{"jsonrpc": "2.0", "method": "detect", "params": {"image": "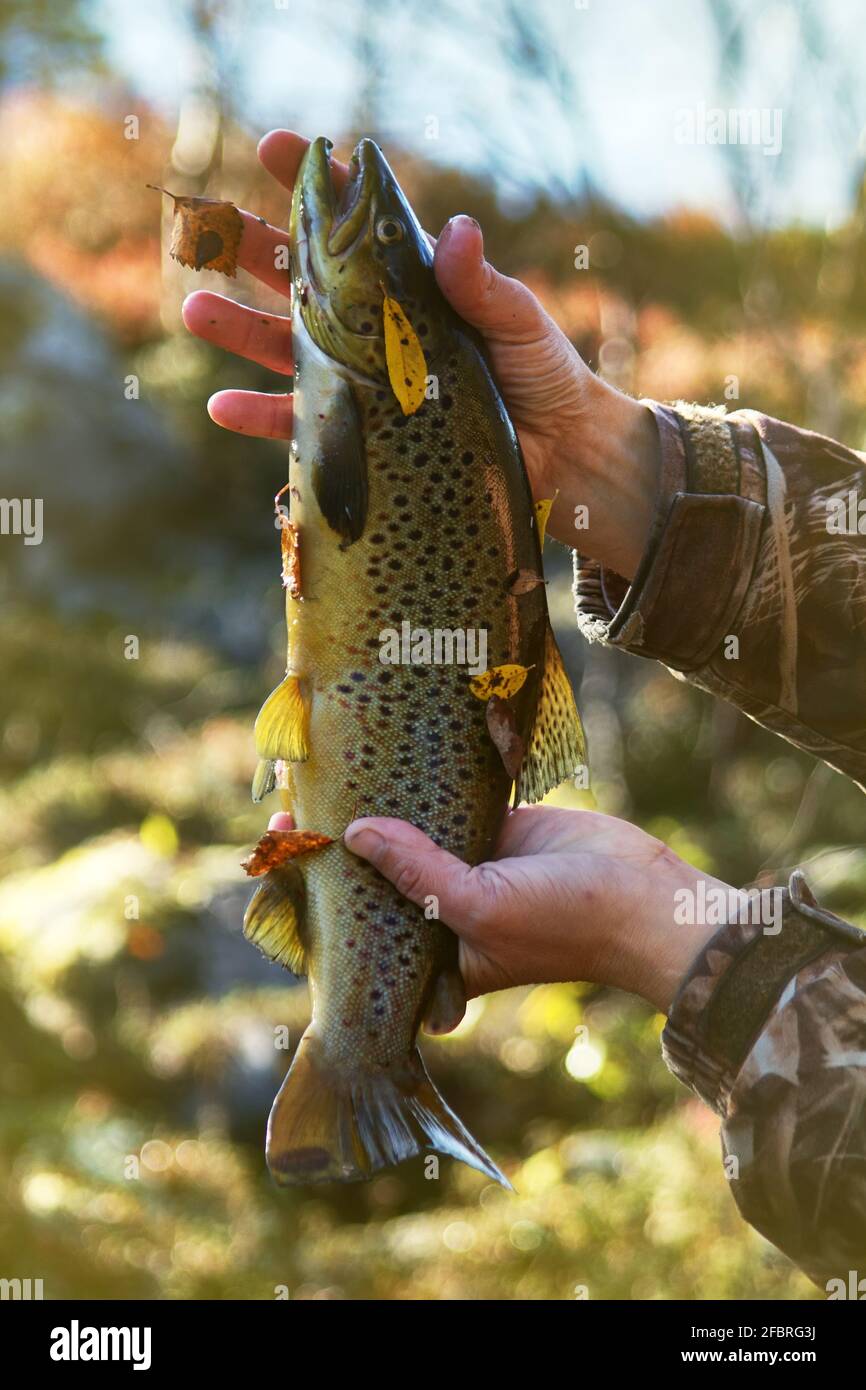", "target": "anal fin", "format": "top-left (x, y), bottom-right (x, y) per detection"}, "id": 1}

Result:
top-left (243, 864), bottom-right (307, 975)
top-left (423, 965), bottom-right (467, 1036)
